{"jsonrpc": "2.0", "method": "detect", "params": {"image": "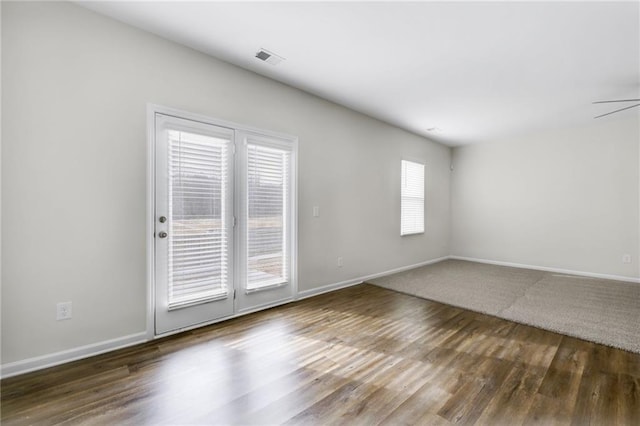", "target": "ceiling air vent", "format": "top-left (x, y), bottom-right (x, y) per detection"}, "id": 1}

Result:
top-left (255, 48), bottom-right (285, 65)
